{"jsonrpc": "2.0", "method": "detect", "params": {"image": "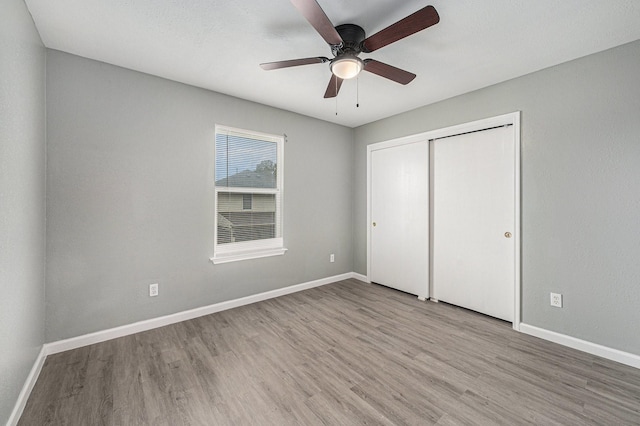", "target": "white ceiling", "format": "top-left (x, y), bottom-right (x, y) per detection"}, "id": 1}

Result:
top-left (25, 0), bottom-right (640, 128)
